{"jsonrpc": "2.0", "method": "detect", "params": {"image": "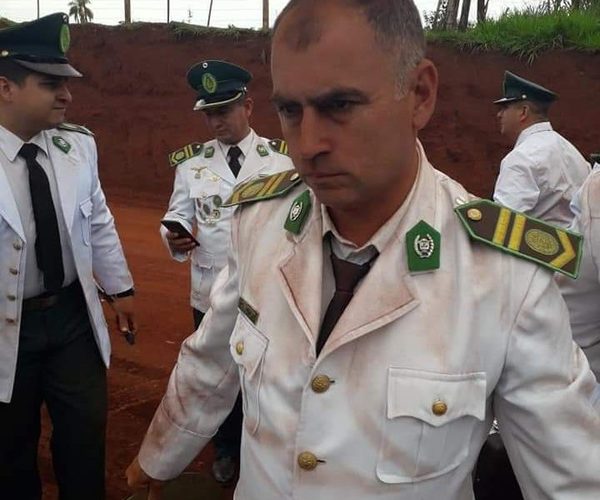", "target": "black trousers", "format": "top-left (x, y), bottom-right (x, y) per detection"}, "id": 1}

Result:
top-left (0, 282), bottom-right (107, 500)
top-left (193, 308), bottom-right (243, 459)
